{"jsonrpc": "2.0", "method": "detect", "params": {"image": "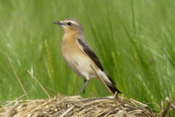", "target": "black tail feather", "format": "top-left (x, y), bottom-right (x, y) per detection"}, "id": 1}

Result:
top-left (107, 83), bottom-right (121, 94)
top-left (106, 74), bottom-right (121, 94)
